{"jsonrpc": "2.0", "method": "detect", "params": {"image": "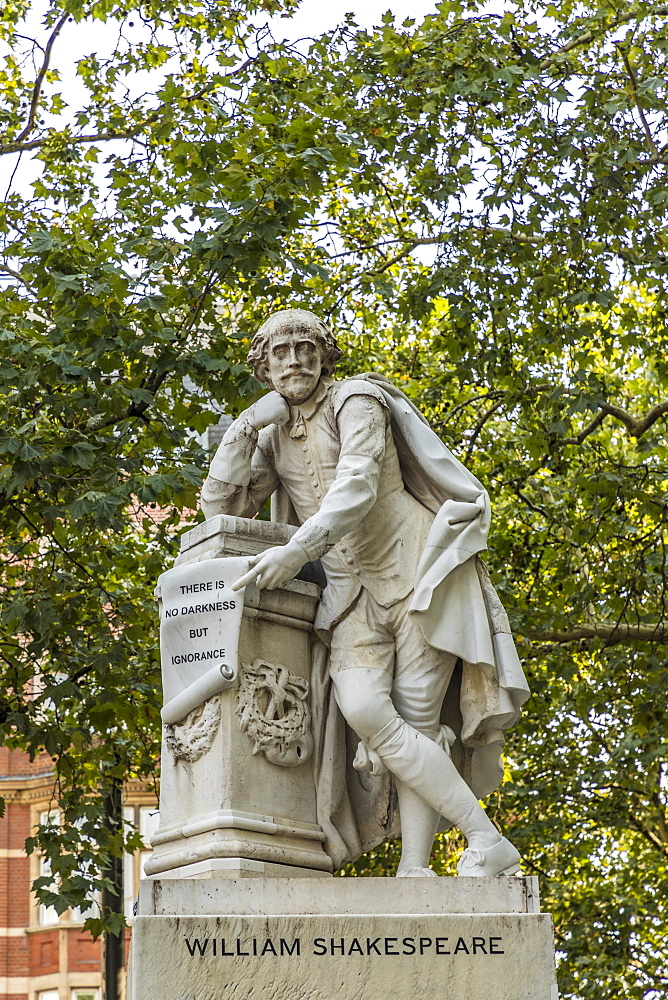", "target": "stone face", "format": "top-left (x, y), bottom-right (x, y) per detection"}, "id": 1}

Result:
top-left (128, 878), bottom-right (558, 1000)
